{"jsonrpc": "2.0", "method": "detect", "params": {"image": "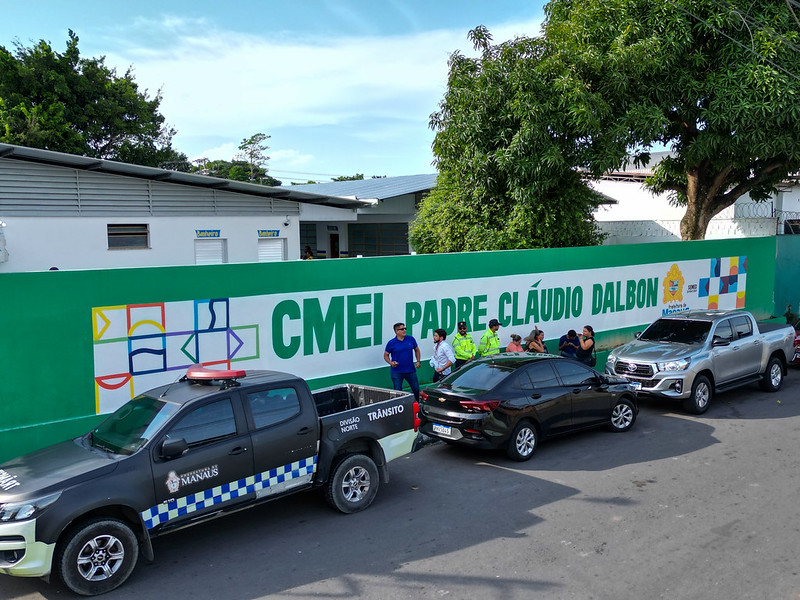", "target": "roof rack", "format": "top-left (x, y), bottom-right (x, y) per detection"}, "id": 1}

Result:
top-left (181, 365), bottom-right (247, 388)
